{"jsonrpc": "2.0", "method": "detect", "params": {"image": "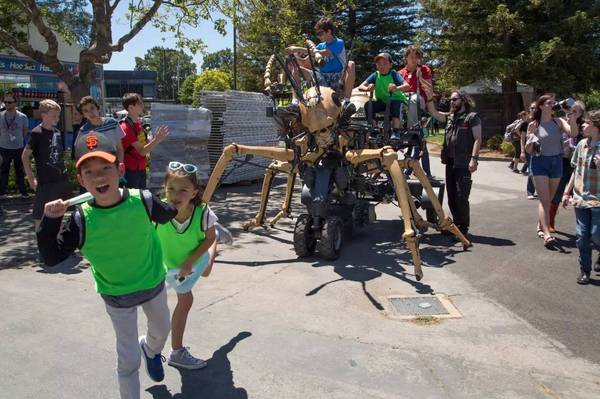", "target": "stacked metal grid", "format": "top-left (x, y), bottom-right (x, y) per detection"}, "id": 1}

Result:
top-left (200, 90), bottom-right (279, 184)
top-left (148, 103), bottom-right (212, 189)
